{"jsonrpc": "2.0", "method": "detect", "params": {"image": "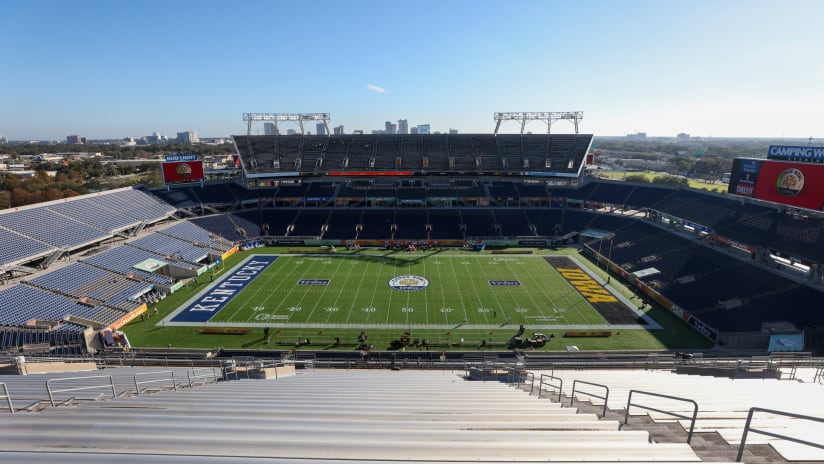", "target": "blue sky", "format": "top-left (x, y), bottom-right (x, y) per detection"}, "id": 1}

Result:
top-left (2, 0), bottom-right (823, 140)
